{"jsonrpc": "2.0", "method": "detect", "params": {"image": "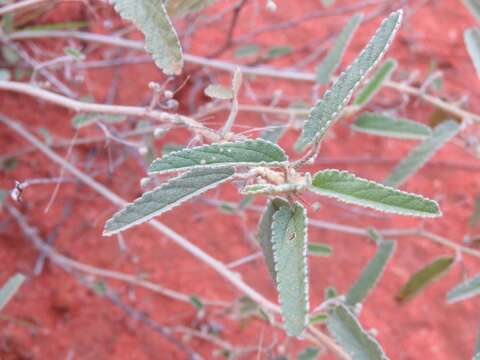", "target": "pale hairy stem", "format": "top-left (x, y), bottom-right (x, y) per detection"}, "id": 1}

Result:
top-left (0, 114), bottom-right (349, 360)
top-left (5, 203), bottom-right (228, 307)
top-left (7, 30), bottom-right (480, 123)
top-left (0, 0), bottom-right (53, 16)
